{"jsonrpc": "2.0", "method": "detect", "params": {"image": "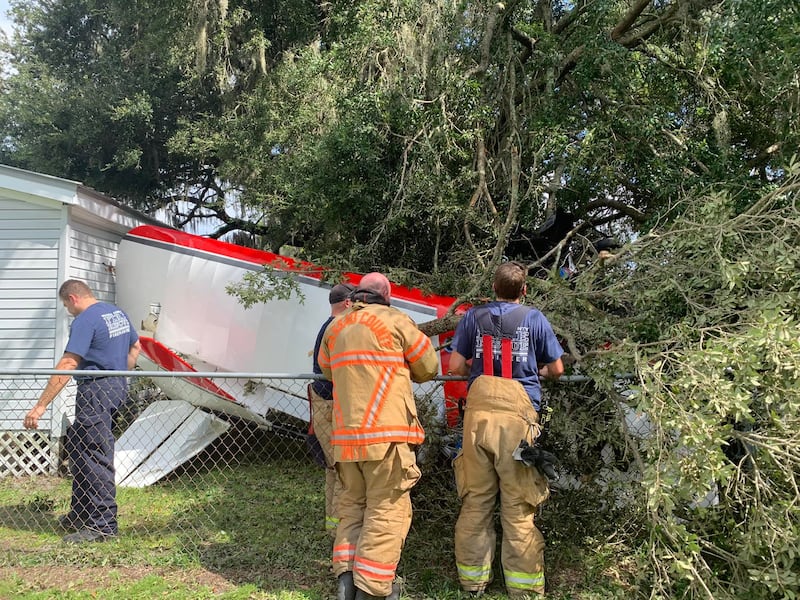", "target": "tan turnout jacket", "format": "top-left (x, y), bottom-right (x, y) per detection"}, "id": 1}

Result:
top-left (318, 301), bottom-right (439, 462)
